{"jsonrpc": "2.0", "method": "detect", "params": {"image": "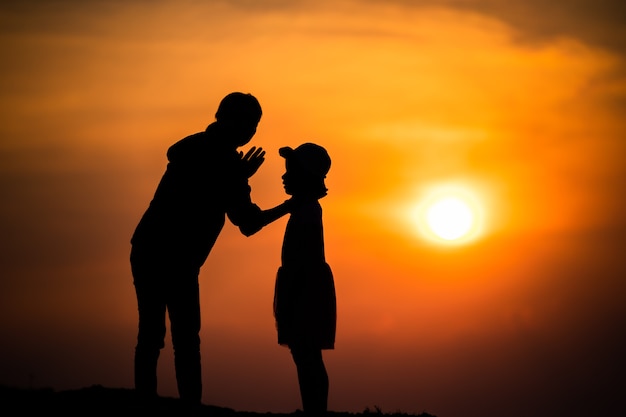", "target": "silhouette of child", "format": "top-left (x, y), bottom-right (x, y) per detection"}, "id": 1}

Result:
top-left (274, 143), bottom-right (336, 415)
